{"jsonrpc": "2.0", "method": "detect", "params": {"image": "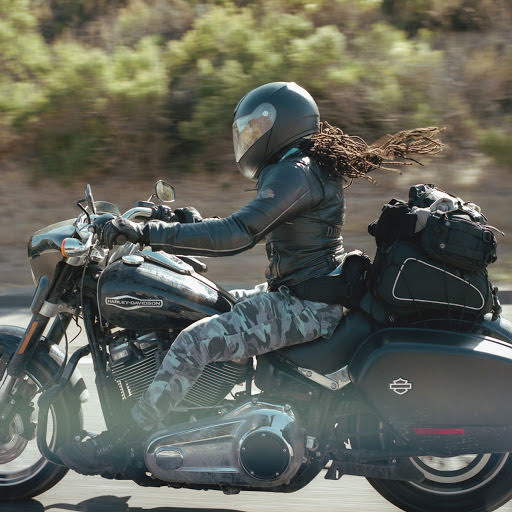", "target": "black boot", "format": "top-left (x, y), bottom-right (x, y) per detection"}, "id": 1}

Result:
top-left (56, 423), bottom-right (146, 476)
